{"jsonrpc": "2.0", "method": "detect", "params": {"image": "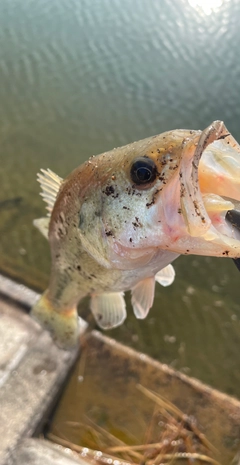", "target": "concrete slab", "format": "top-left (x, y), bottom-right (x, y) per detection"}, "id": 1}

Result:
top-left (0, 288), bottom-right (86, 465)
top-left (0, 275), bottom-right (39, 308)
